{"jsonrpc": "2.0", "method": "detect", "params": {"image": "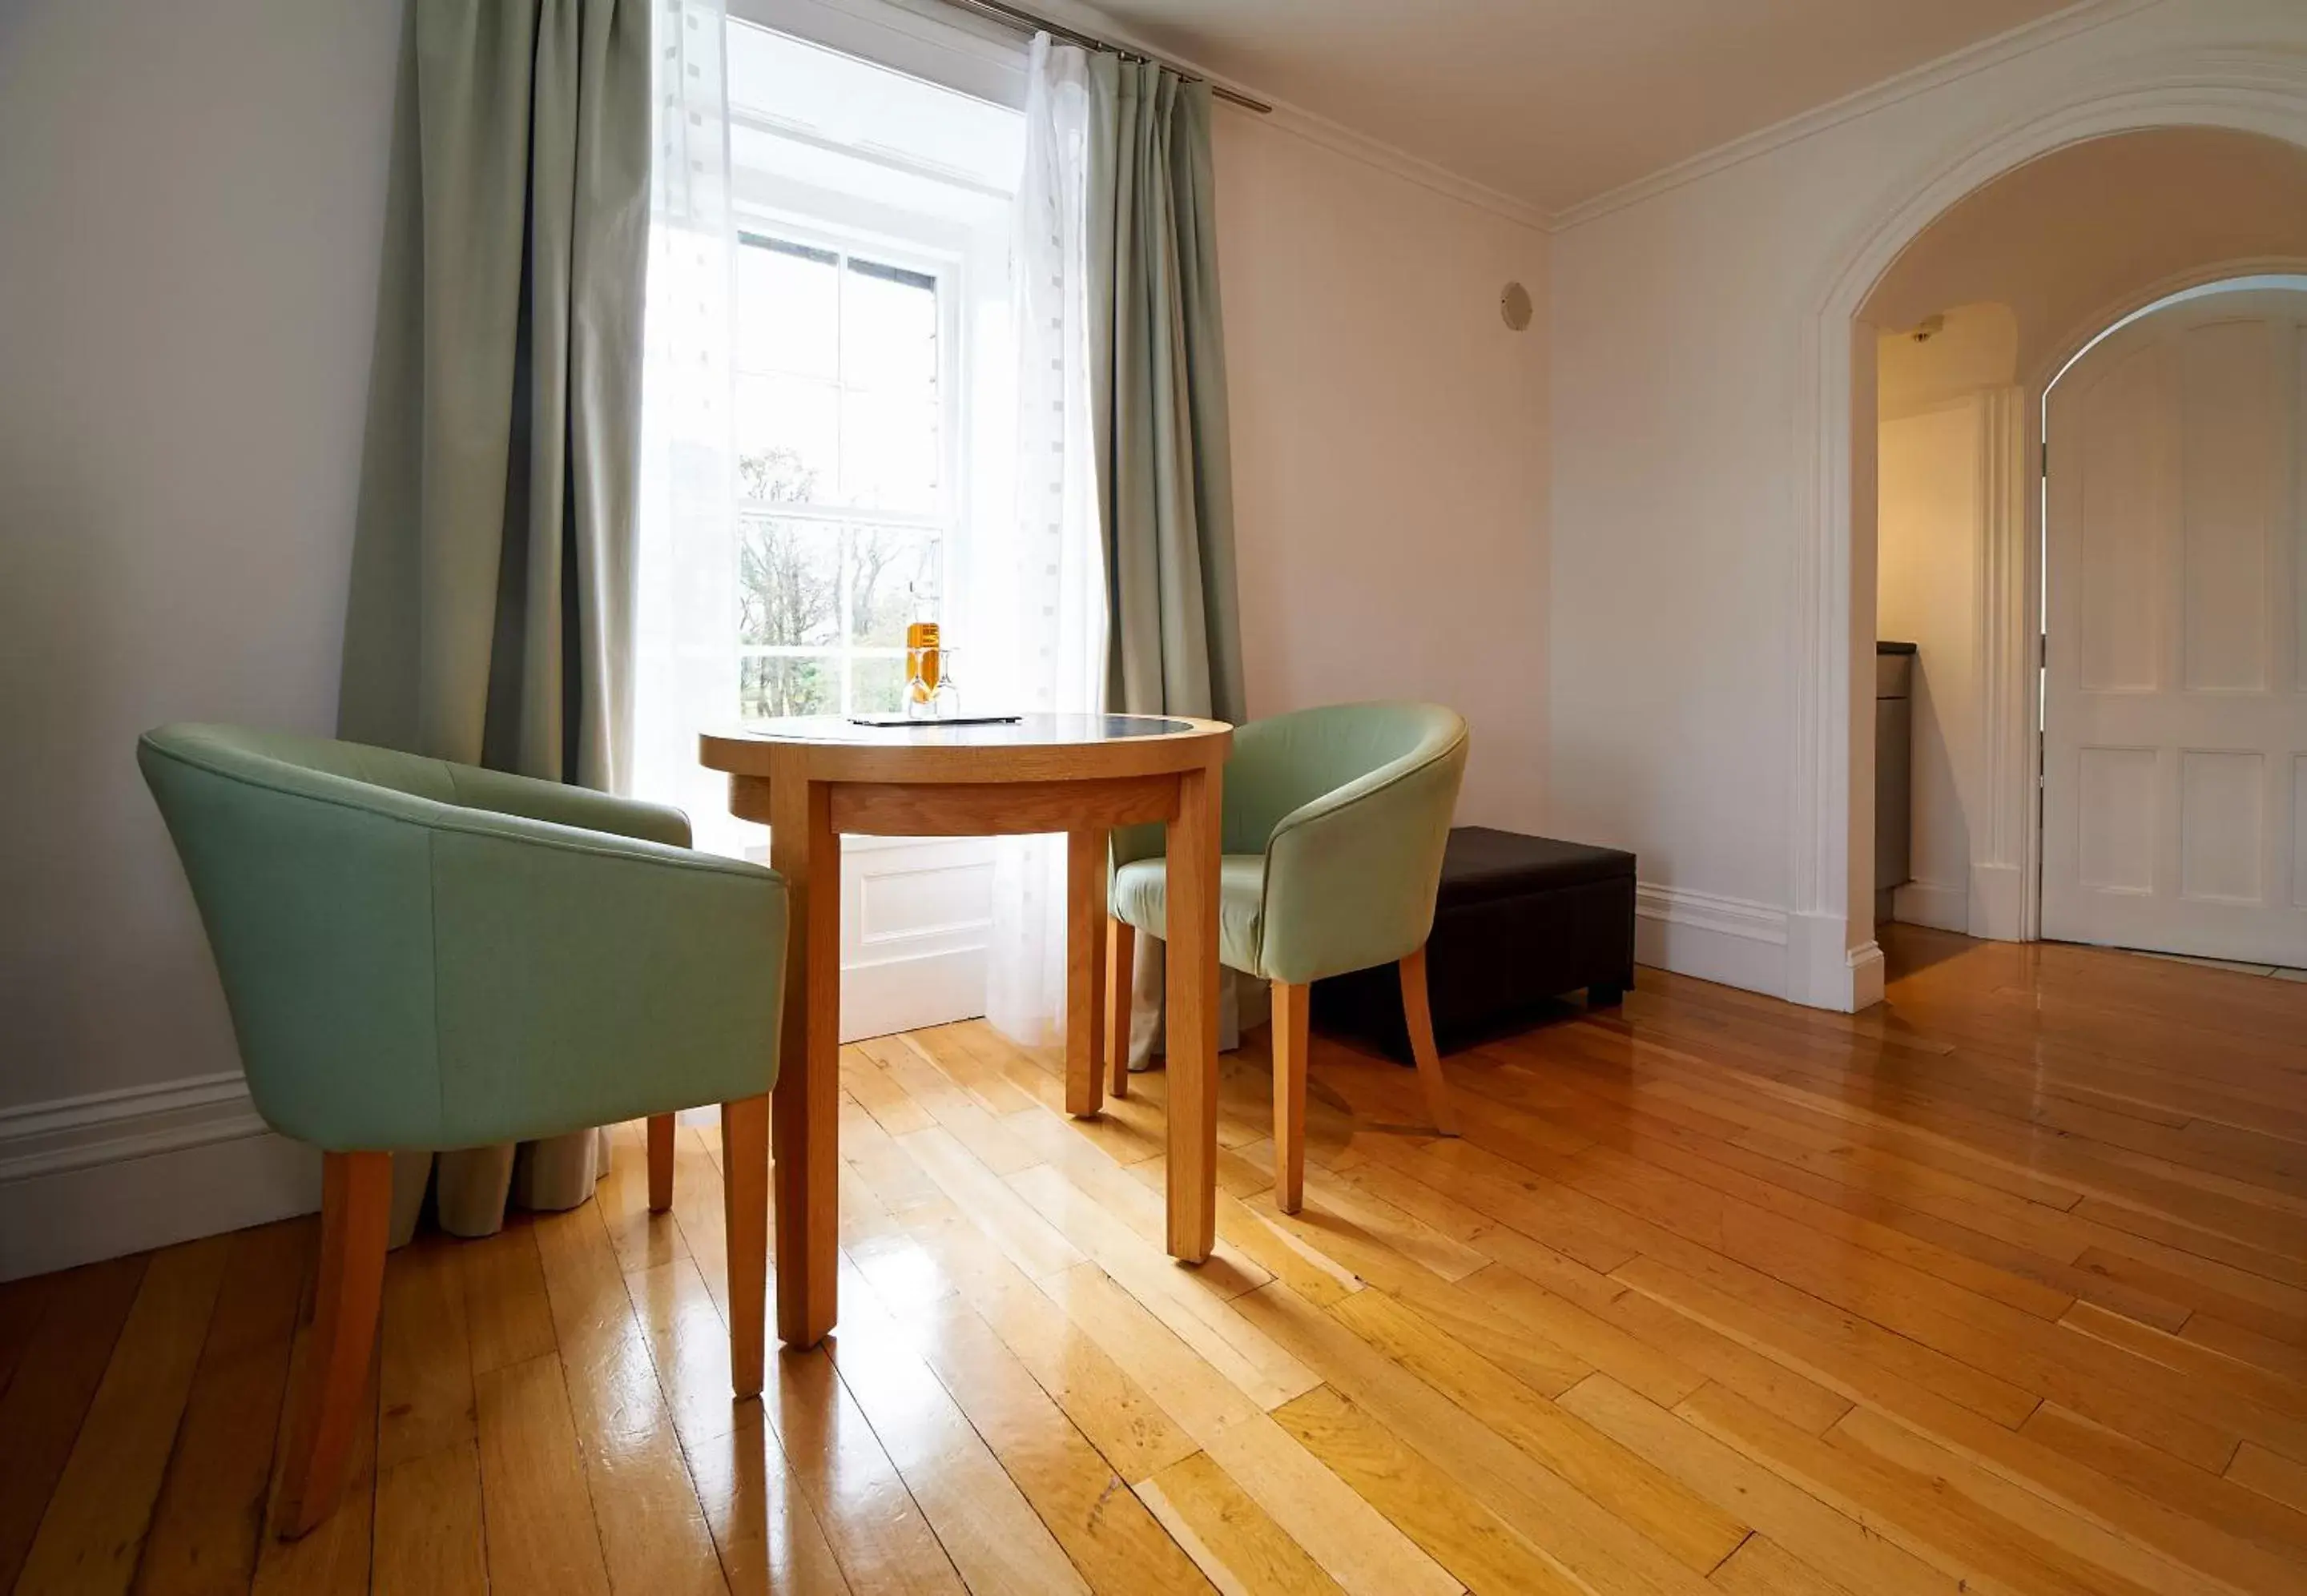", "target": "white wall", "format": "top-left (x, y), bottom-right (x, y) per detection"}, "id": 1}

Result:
top-left (1878, 396), bottom-right (1986, 932)
top-left (1215, 111), bottom-right (1551, 831)
top-left (0, 0), bottom-right (408, 1272)
top-left (1548, 0), bottom-right (2307, 1001)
